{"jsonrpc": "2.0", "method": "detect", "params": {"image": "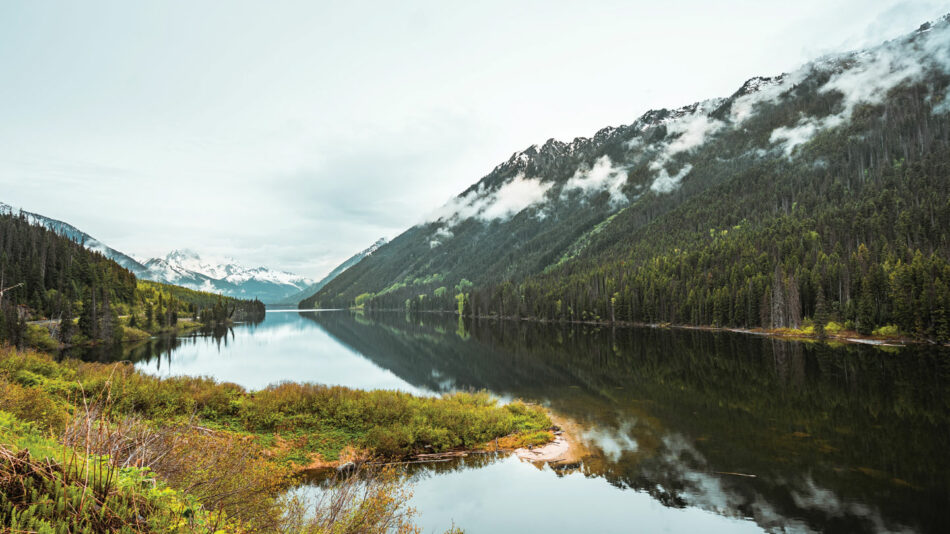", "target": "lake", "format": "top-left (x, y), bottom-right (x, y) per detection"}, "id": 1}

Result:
top-left (74, 309), bottom-right (950, 533)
